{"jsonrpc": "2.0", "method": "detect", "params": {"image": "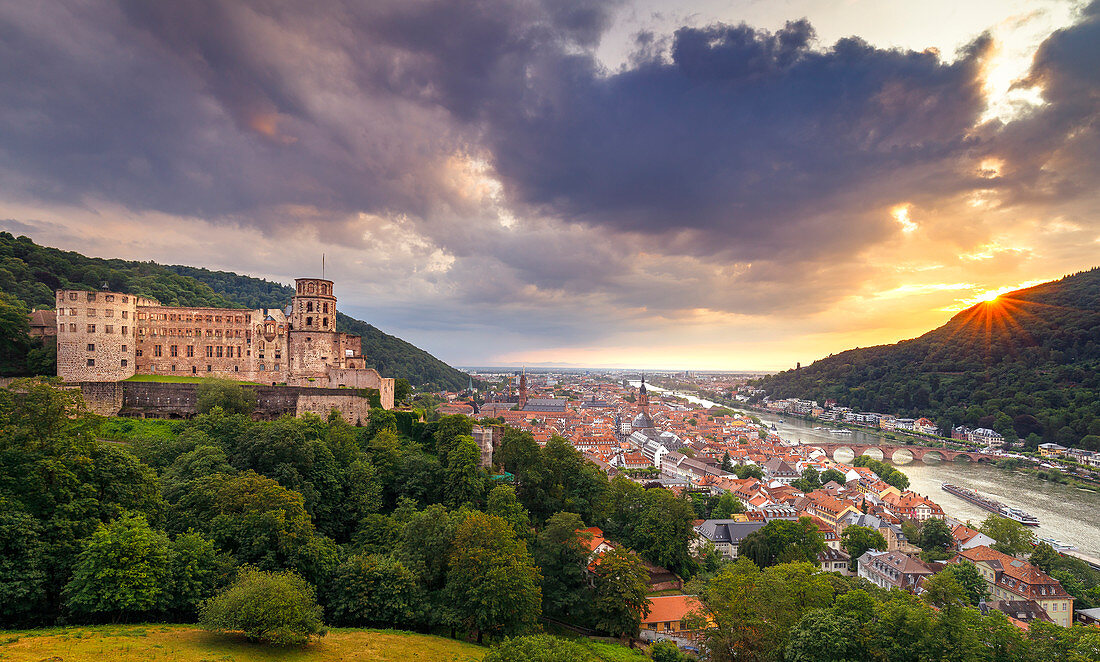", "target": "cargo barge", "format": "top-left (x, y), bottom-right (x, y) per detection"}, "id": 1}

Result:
top-left (941, 483), bottom-right (1040, 526)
